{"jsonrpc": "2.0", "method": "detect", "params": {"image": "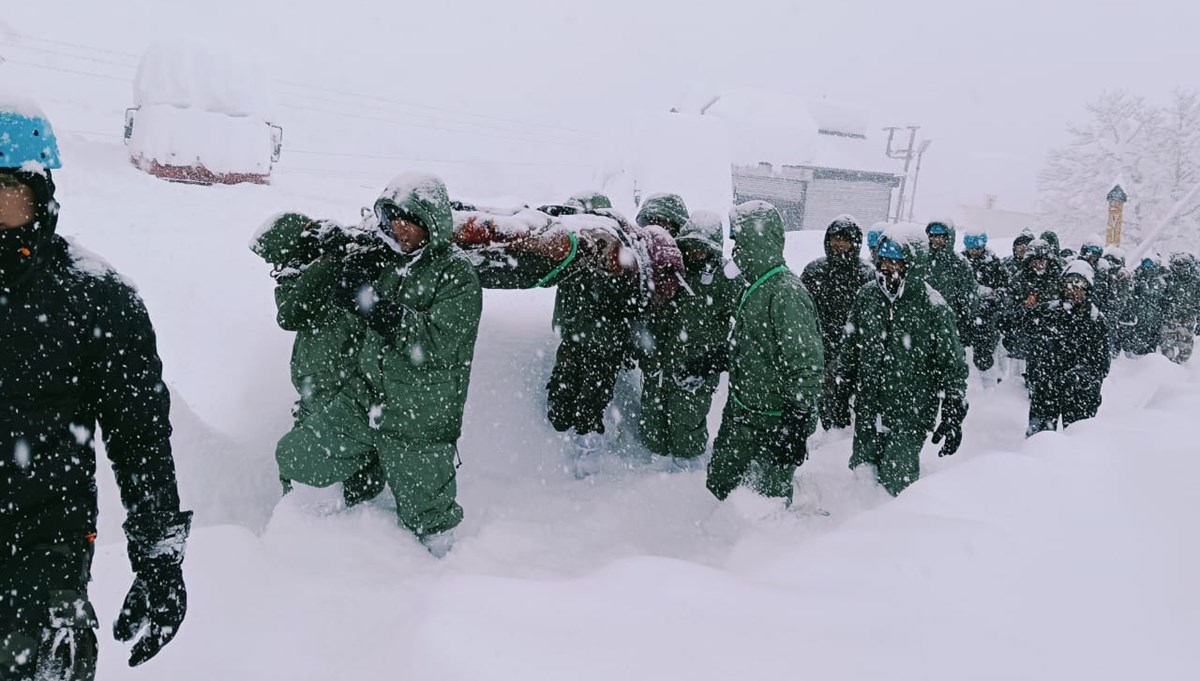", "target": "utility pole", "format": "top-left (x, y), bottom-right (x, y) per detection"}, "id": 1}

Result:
top-left (884, 126), bottom-right (919, 222)
top-left (906, 139), bottom-right (934, 222)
